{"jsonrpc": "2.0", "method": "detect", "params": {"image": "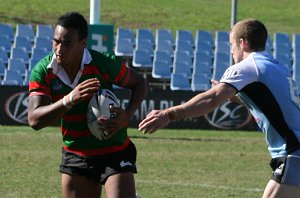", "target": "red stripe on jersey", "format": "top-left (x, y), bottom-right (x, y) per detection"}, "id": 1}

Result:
top-left (29, 81), bottom-right (51, 97)
top-left (114, 61), bottom-right (130, 86)
top-left (82, 65), bottom-right (100, 75)
top-left (60, 126), bottom-right (91, 138)
top-left (63, 137), bottom-right (130, 156)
